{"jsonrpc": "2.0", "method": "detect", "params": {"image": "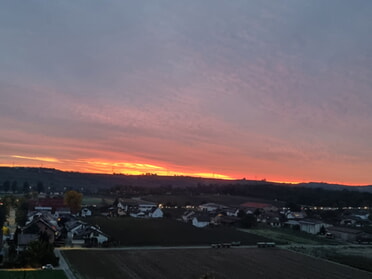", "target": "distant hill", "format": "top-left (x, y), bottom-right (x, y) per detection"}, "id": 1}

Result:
top-left (0, 167), bottom-right (231, 193)
top-left (297, 182), bottom-right (372, 193)
top-left (0, 167), bottom-right (371, 194)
